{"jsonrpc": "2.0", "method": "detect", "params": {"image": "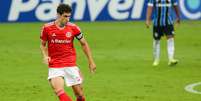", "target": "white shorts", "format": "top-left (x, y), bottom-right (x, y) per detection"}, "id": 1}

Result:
top-left (48, 66), bottom-right (83, 87)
